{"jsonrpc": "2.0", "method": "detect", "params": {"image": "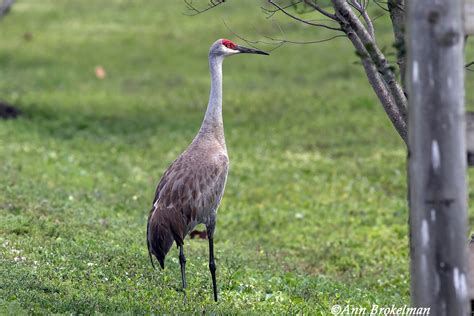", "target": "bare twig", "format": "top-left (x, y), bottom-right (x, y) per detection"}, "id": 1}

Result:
top-left (261, 1), bottom-right (304, 19)
top-left (264, 34), bottom-right (346, 45)
top-left (266, 0), bottom-right (343, 31)
top-left (361, 9), bottom-right (375, 40)
top-left (371, 11), bottom-right (388, 22)
top-left (184, 0), bottom-right (225, 16)
top-left (347, 1), bottom-right (375, 40)
top-left (467, 61), bottom-right (474, 72)
top-left (373, 0), bottom-right (390, 12)
top-left (303, 0), bottom-right (339, 21)
top-left (222, 20), bottom-right (268, 50)
top-left (306, 17), bottom-right (341, 23)
top-left (223, 19), bottom-right (344, 52)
